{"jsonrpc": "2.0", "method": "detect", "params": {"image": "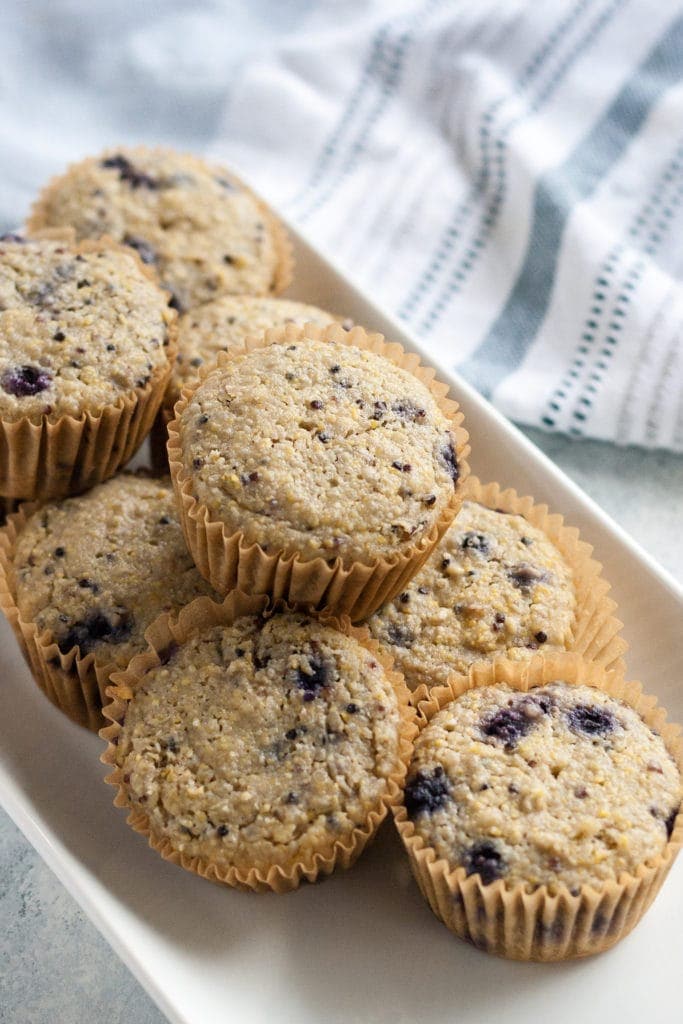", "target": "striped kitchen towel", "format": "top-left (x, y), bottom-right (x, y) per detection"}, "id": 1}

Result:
top-left (213, 0), bottom-right (683, 452)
